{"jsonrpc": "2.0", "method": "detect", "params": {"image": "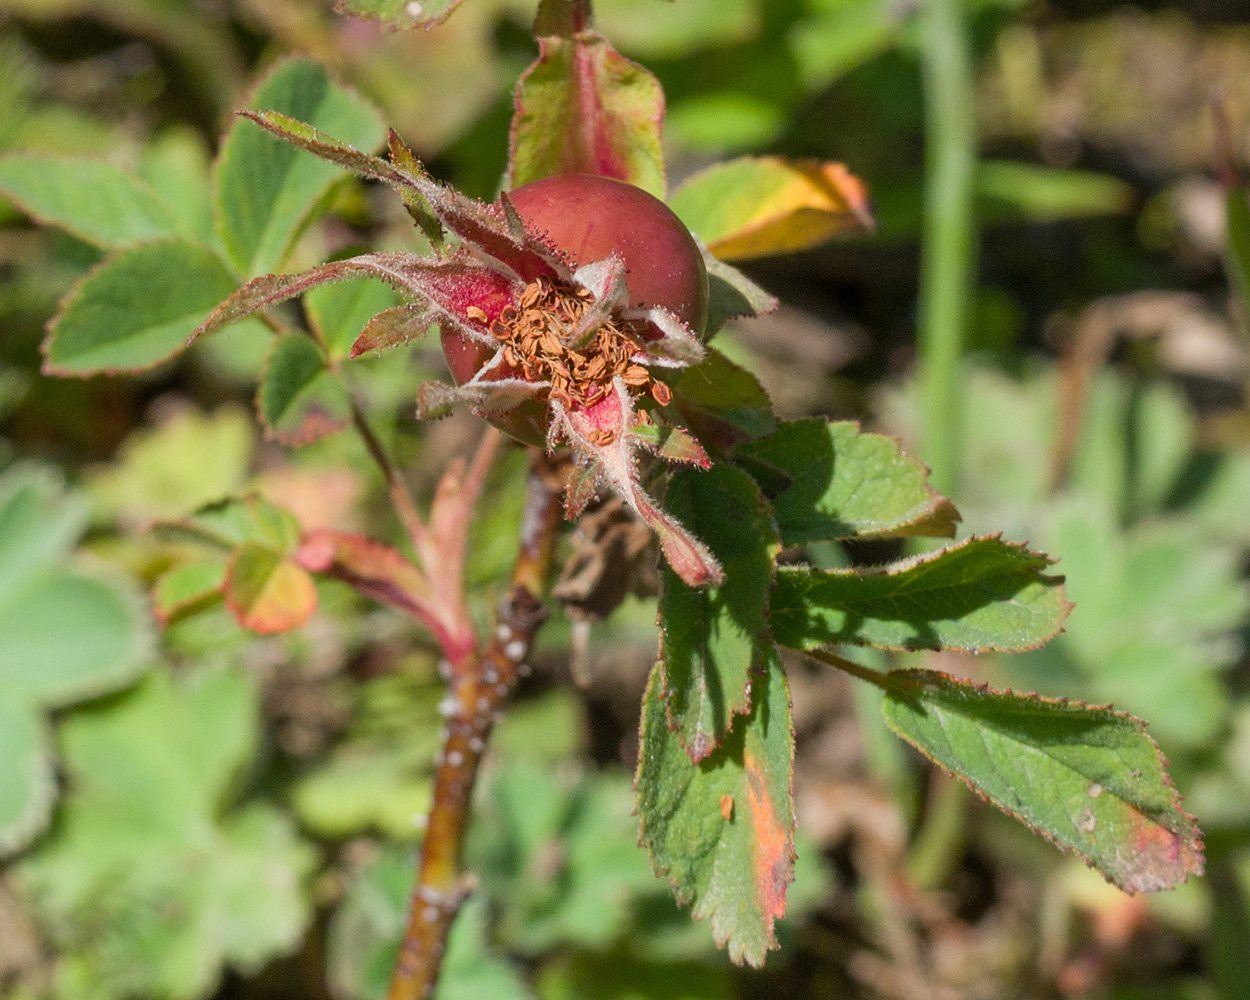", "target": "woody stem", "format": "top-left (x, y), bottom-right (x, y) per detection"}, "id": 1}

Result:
top-left (385, 450), bottom-right (566, 1000)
